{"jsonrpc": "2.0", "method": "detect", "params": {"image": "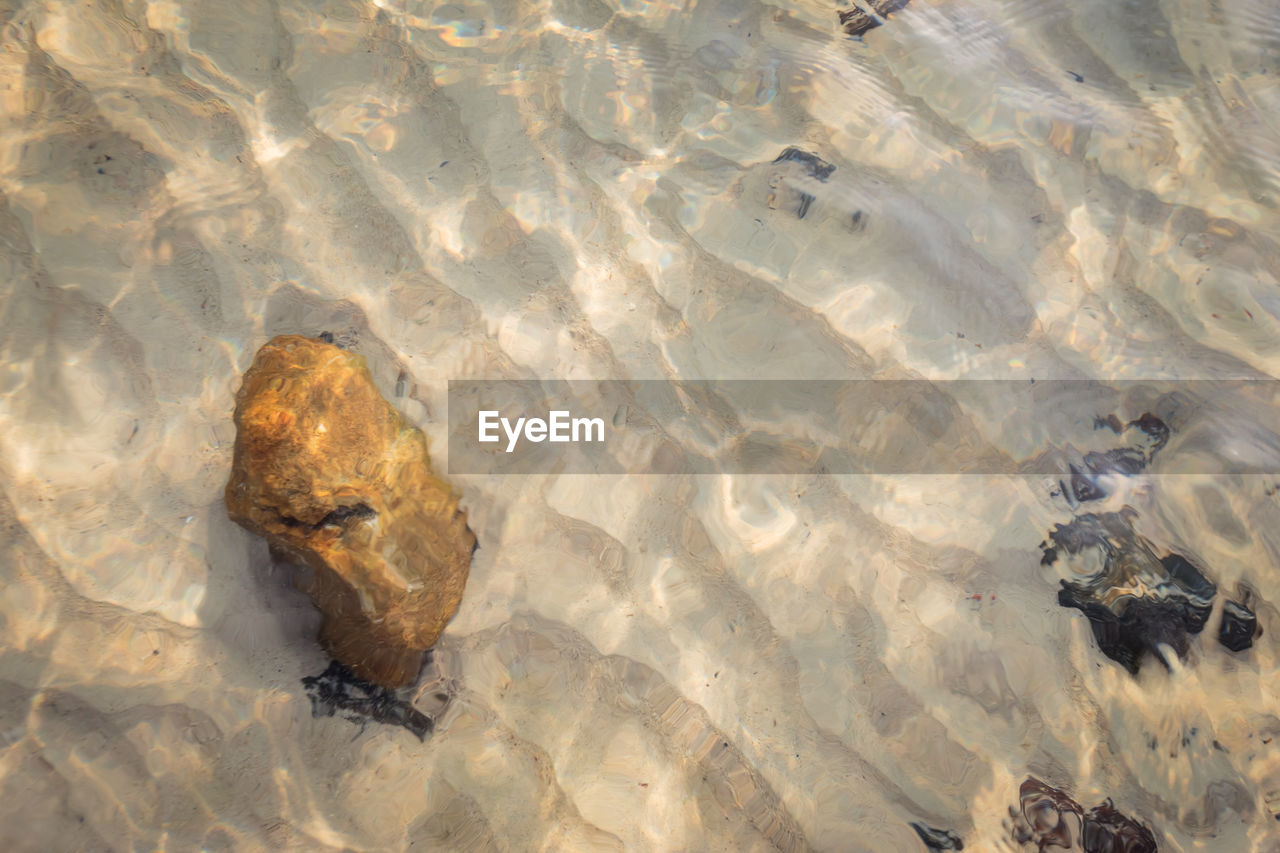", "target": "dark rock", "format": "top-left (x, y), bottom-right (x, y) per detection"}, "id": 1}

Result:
top-left (1087, 447), bottom-right (1149, 478)
top-left (1130, 413), bottom-right (1169, 452)
top-left (771, 148), bottom-right (835, 219)
top-left (868, 0), bottom-right (910, 16)
top-left (910, 821), bottom-right (963, 850)
top-left (1219, 599), bottom-right (1257, 652)
top-left (1053, 590), bottom-right (1214, 674)
top-left (1065, 414), bottom-right (1169, 502)
top-left (838, 7), bottom-right (881, 36)
top-left (1080, 799), bottom-right (1158, 852)
top-left (1069, 465), bottom-right (1108, 502)
top-left (301, 660), bottom-right (434, 741)
top-left (1015, 778), bottom-right (1157, 853)
top-left (1043, 513), bottom-right (1217, 673)
top-left (1095, 414), bottom-right (1125, 433)
top-left (1055, 589), bottom-right (1145, 674)
top-left (1158, 554), bottom-right (1217, 633)
top-left (838, 0), bottom-right (908, 34)
top-left (1018, 778), bottom-right (1082, 849)
top-left (772, 147), bottom-right (836, 181)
